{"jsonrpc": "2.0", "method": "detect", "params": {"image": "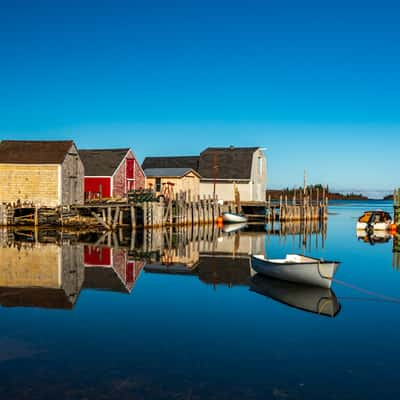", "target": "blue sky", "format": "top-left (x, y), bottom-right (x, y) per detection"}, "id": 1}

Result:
top-left (0, 0), bottom-right (399, 191)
